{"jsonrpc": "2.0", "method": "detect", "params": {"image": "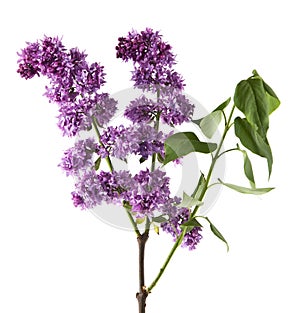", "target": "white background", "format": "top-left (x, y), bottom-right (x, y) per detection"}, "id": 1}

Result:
top-left (1, 0), bottom-right (299, 312)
